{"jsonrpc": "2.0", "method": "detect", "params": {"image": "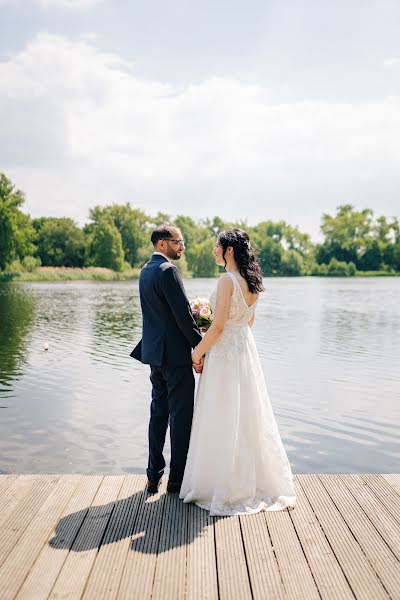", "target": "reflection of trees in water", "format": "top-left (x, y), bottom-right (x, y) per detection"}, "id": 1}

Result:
top-left (0, 284), bottom-right (36, 390)
top-left (89, 288), bottom-right (142, 363)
